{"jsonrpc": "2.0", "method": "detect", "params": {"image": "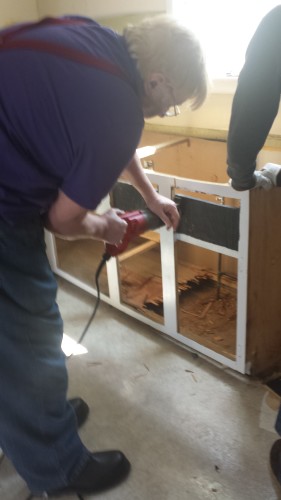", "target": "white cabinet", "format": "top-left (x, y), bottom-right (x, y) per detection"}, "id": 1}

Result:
top-left (46, 176), bottom-right (249, 375)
